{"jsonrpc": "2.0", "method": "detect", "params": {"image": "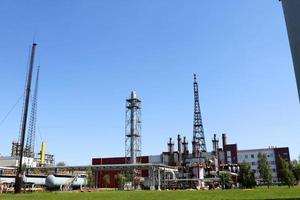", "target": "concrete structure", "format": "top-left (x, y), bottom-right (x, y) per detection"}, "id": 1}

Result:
top-left (280, 0), bottom-right (300, 100)
top-left (0, 156), bottom-right (37, 168)
top-left (237, 147), bottom-right (290, 183)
